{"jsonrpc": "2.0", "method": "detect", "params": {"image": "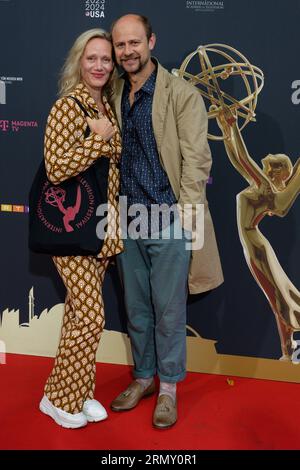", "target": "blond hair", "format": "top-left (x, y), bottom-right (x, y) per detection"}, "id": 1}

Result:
top-left (58, 28), bottom-right (114, 97)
